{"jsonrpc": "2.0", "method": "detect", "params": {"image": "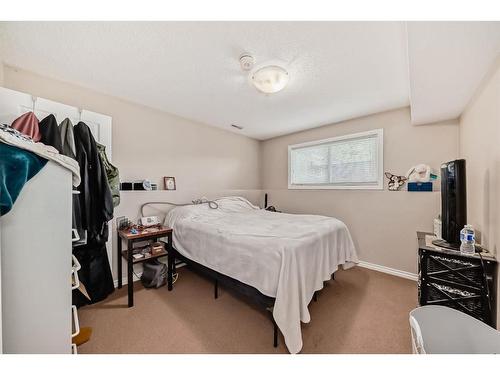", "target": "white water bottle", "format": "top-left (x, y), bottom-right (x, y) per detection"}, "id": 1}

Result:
top-left (460, 224), bottom-right (475, 254)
